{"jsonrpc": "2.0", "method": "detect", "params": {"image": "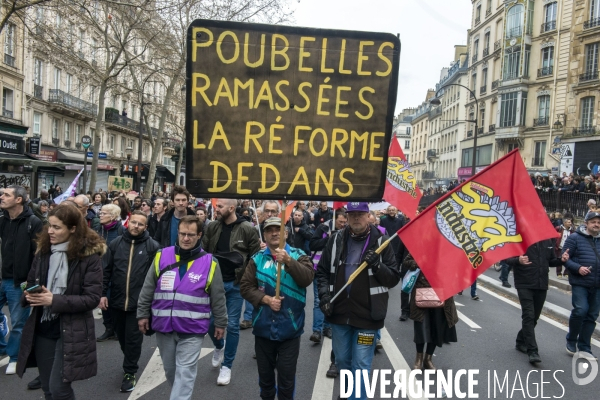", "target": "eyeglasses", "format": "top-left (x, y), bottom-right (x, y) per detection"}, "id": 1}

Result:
top-left (178, 232), bottom-right (197, 239)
